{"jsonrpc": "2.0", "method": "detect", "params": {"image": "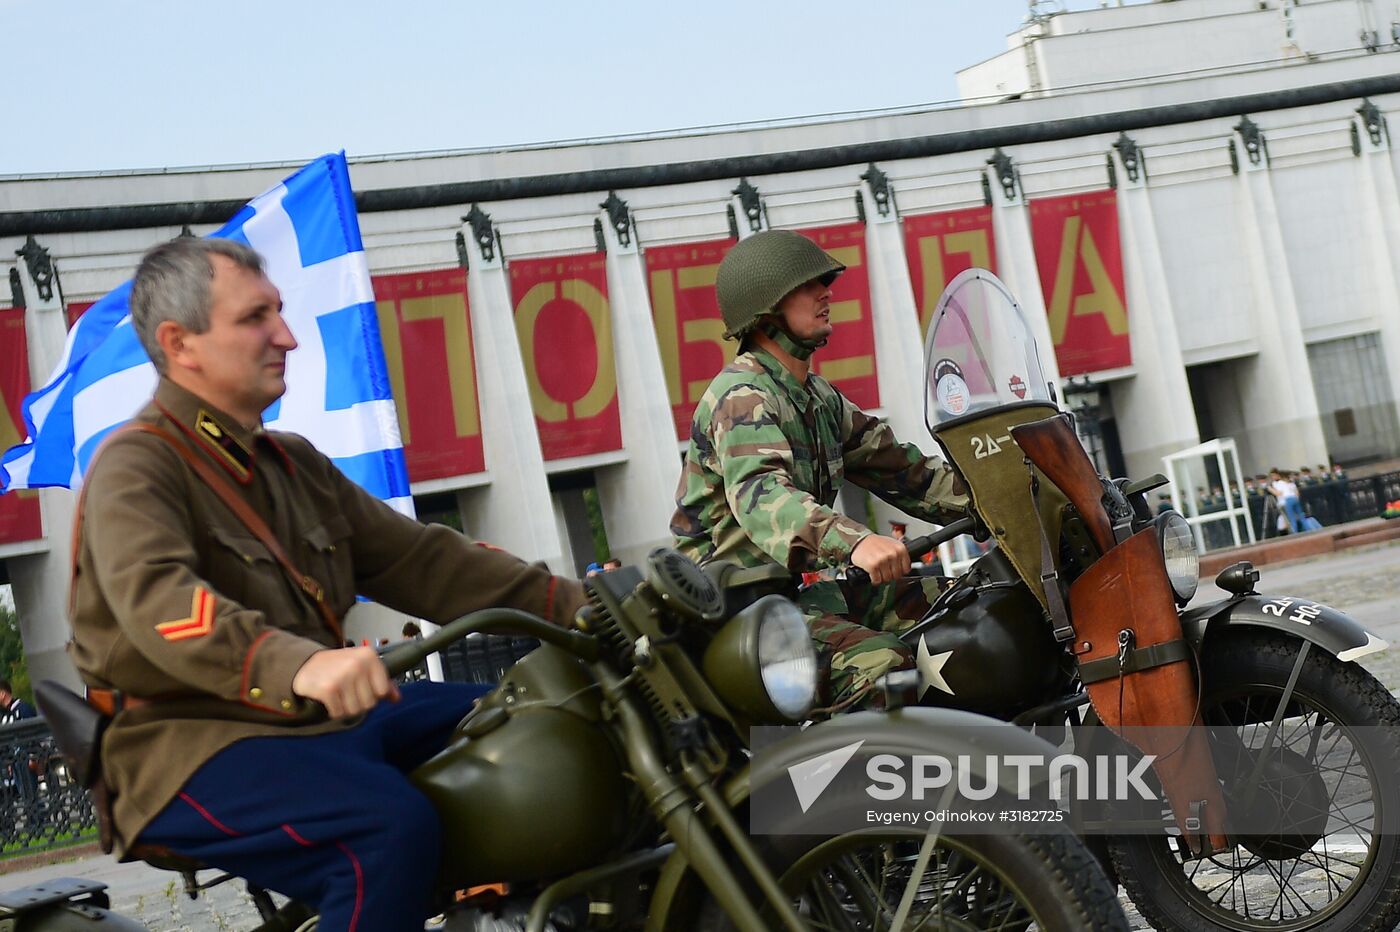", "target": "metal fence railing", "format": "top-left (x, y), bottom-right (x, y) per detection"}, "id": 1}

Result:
top-left (0, 719), bottom-right (98, 858)
top-left (438, 634), bottom-right (539, 684)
